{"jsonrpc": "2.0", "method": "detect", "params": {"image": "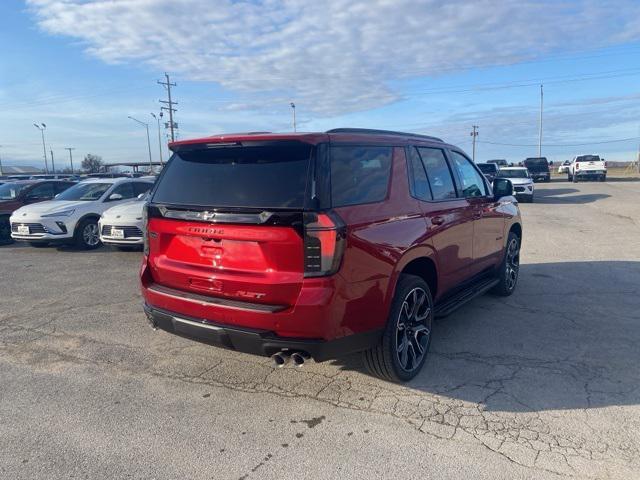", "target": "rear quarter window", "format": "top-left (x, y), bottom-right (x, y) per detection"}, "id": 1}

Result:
top-left (330, 146), bottom-right (392, 207)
